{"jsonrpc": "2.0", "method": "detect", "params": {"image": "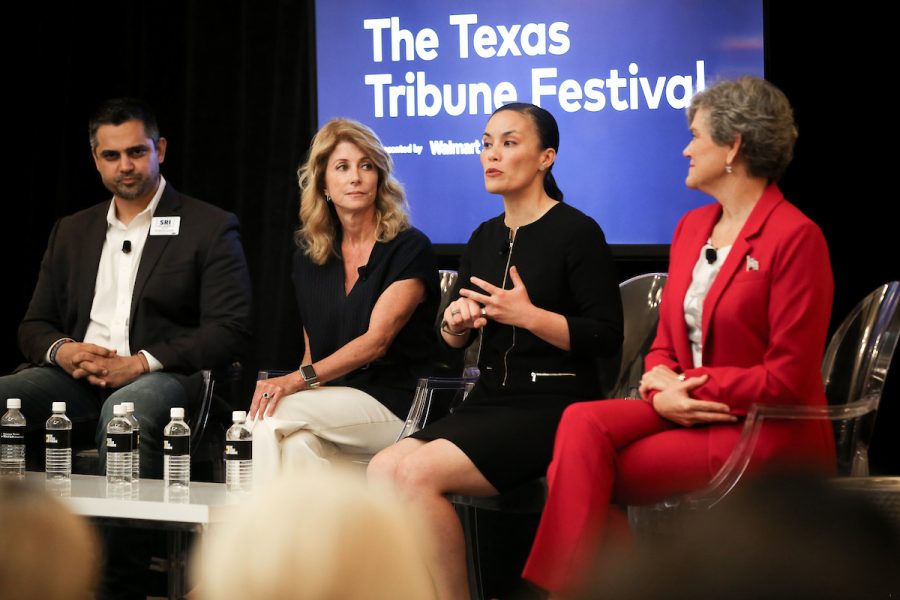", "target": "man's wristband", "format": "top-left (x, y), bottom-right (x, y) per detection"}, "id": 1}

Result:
top-left (48, 338), bottom-right (75, 365)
